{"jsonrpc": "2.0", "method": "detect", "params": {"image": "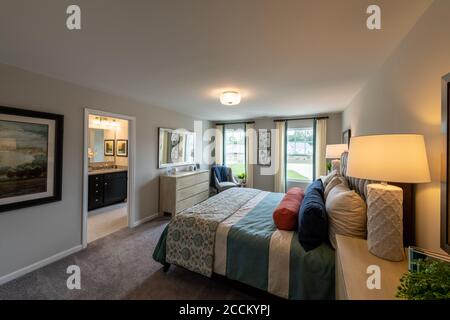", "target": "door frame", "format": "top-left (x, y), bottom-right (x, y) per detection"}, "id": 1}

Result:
top-left (82, 108), bottom-right (137, 248)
